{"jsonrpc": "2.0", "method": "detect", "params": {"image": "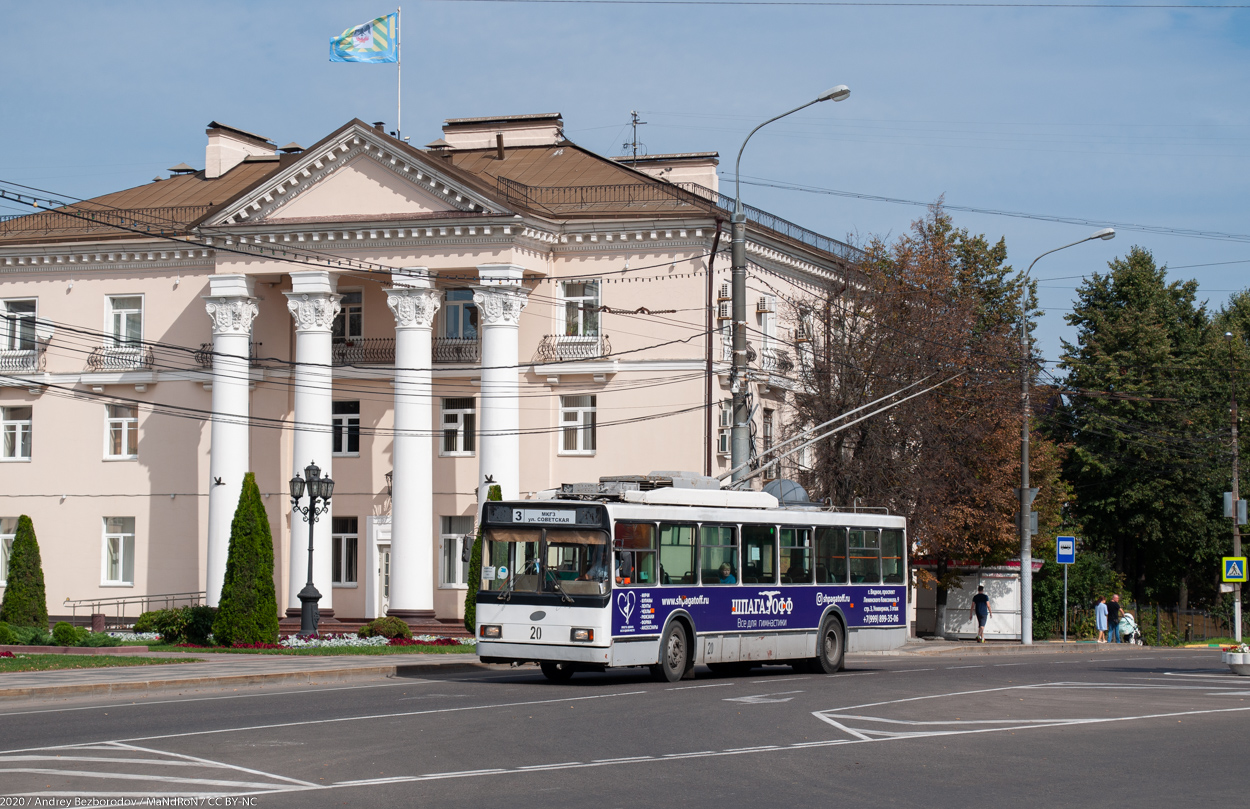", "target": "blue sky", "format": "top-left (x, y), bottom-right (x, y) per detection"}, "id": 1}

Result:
top-left (3, 1), bottom-right (1247, 364)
